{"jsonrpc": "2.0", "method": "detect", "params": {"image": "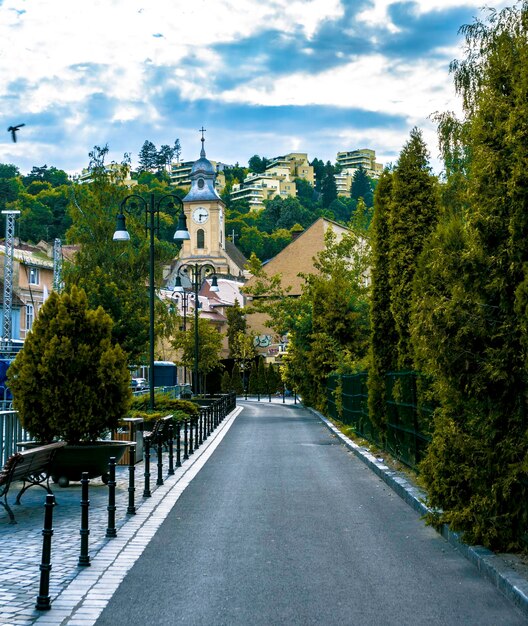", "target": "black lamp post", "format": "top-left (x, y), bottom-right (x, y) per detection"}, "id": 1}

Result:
top-left (173, 264), bottom-right (219, 396)
top-left (170, 288), bottom-right (194, 385)
top-left (113, 193), bottom-right (190, 410)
